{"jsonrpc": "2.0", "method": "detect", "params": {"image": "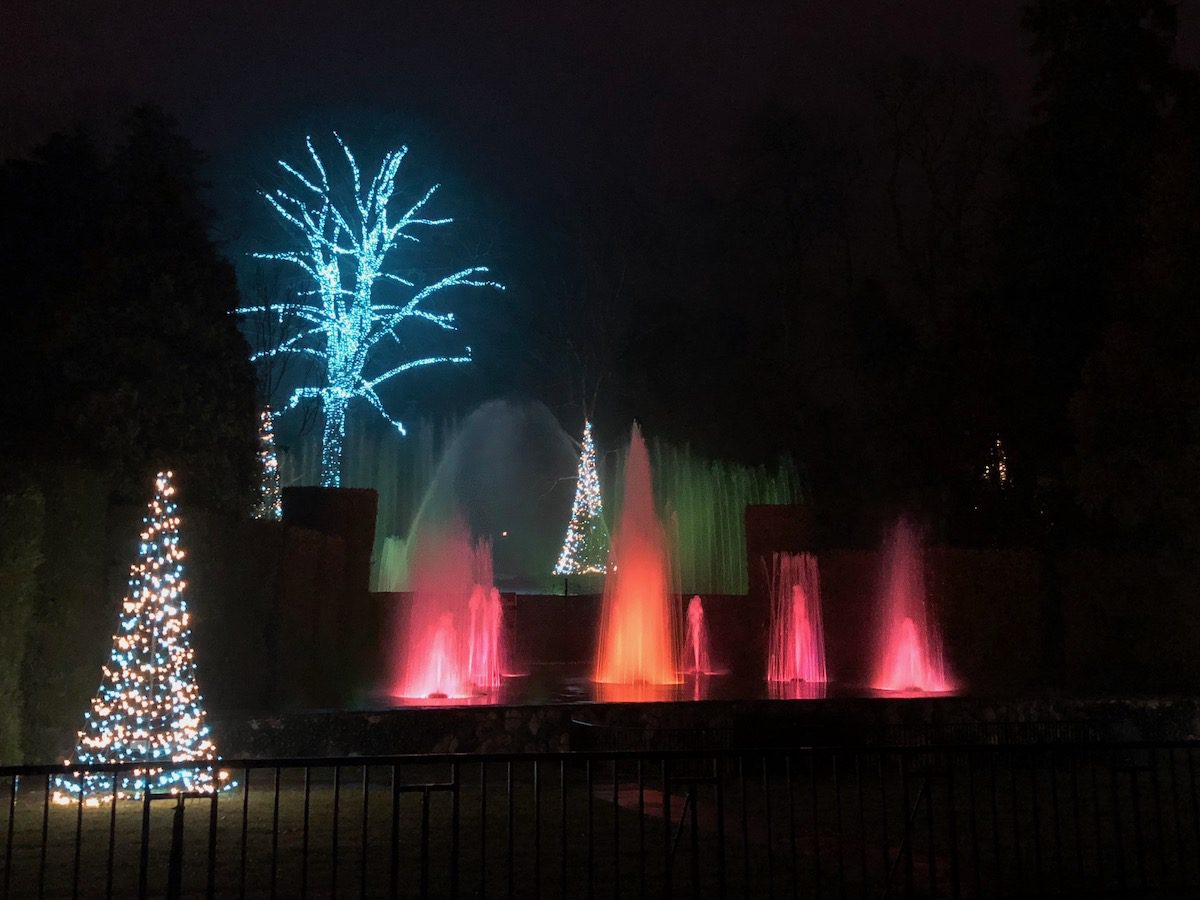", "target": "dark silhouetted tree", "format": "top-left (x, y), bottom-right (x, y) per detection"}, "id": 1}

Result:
top-left (0, 107), bottom-right (258, 513)
top-left (1005, 0), bottom-right (1180, 482)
